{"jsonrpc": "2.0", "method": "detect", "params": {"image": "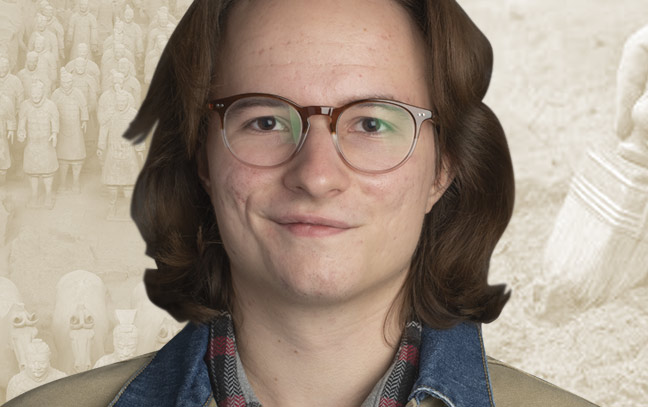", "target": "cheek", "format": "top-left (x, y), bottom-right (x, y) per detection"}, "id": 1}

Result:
top-left (208, 149), bottom-right (271, 248)
top-left (377, 159), bottom-right (436, 239)
top-left (205, 122), bottom-right (247, 207)
top-left (216, 168), bottom-right (248, 208)
top-left (209, 167), bottom-right (252, 262)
